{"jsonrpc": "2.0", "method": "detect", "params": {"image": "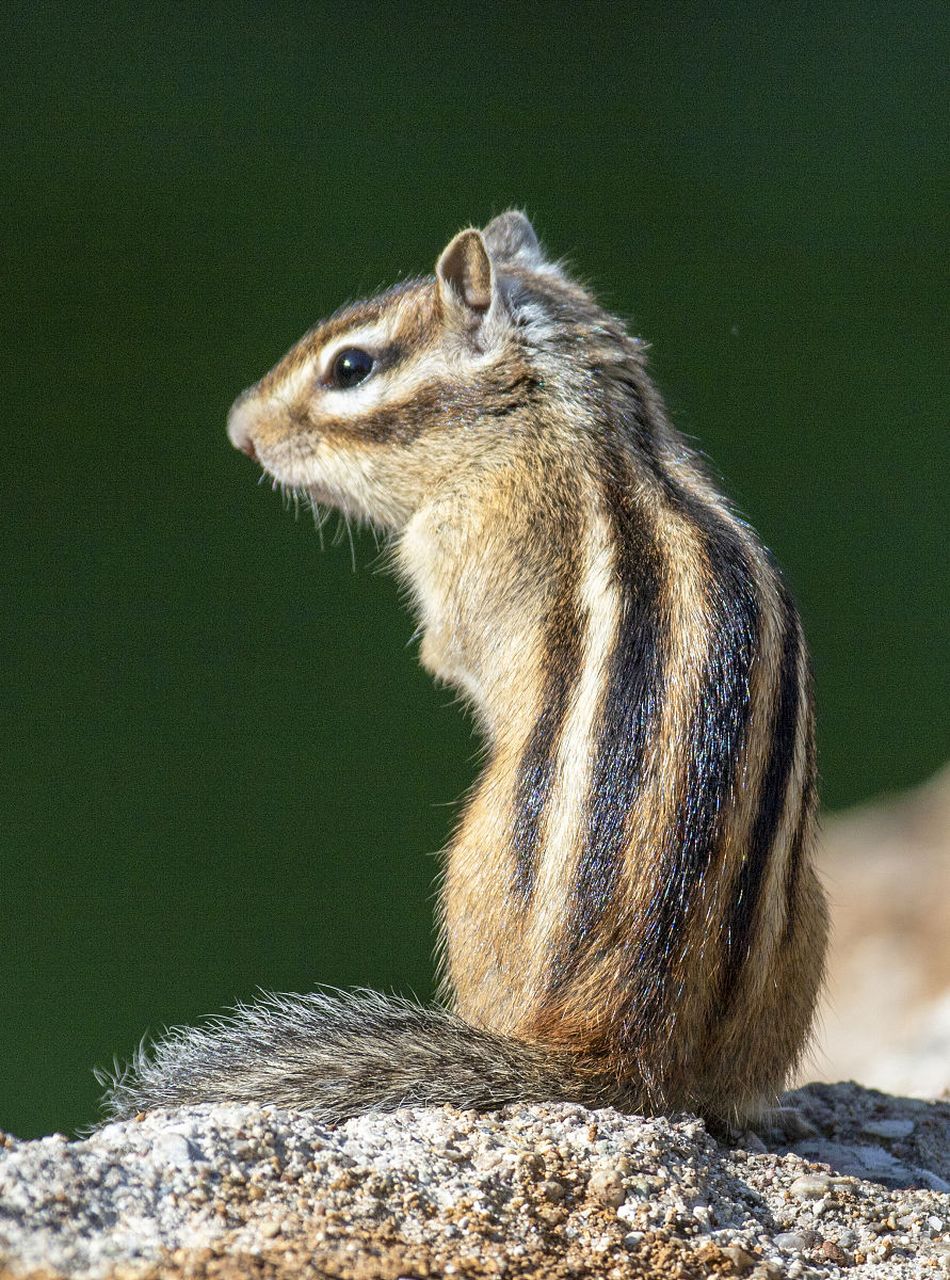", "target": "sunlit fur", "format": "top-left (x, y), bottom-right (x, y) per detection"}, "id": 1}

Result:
top-left (105, 212), bottom-right (827, 1128)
